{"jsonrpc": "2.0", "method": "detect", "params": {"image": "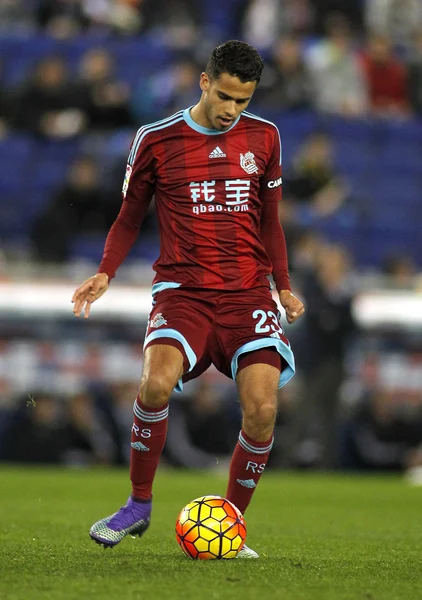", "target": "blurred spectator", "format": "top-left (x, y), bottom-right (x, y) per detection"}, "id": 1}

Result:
top-left (306, 14), bottom-right (368, 117)
top-left (142, 0), bottom-right (200, 48)
top-left (408, 30), bottom-right (422, 116)
top-left (256, 35), bottom-right (314, 112)
top-left (31, 155), bottom-right (119, 262)
top-left (381, 253), bottom-right (418, 289)
top-left (287, 229), bottom-right (325, 280)
top-left (340, 390), bottom-right (422, 471)
top-left (359, 34), bottom-right (409, 118)
top-left (0, 0), bottom-right (35, 34)
top-left (276, 197), bottom-right (306, 264)
top-left (366, 0), bottom-right (422, 50)
top-left (83, 0), bottom-right (144, 36)
top-left (238, 0), bottom-right (314, 50)
top-left (283, 131), bottom-right (349, 217)
top-left (405, 445), bottom-right (422, 485)
top-left (131, 58), bottom-right (199, 124)
top-left (12, 56), bottom-right (87, 139)
top-left (291, 243), bottom-right (357, 468)
top-left (0, 392), bottom-right (64, 463)
top-left (0, 62), bottom-right (12, 141)
top-left (0, 380), bottom-right (21, 441)
top-left (312, 2), bottom-right (364, 35)
top-left (164, 379), bottom-right (239, 469)
top-left (101, 380), bottom-right (139, 464)
top-left (37, 0), bottom-right (144, 38)
top-left (60, 392), bottom-right (117, 466)
top-left (77, 48), bottom-right (133, 130)
top-left (37, 0), bottom-right (90, 38)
